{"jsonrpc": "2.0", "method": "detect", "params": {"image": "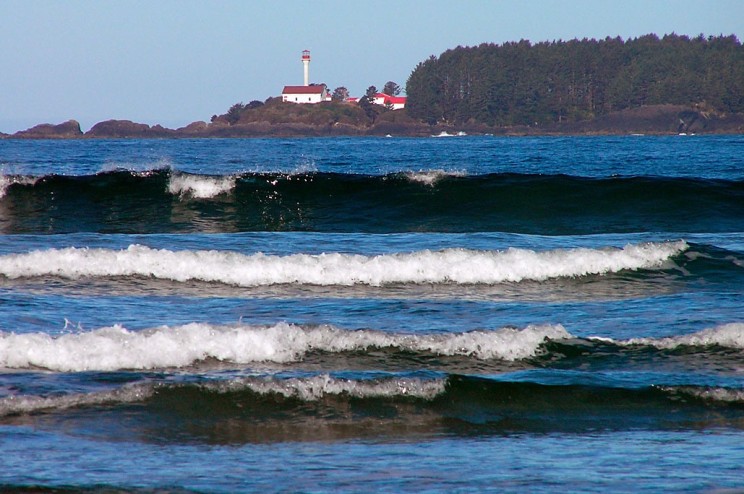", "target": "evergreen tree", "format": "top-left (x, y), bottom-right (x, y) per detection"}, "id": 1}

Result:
top-left (226, 103), bottom-right (246, 125)
top-left (383, 81), bottom-right (401, 96)
top-left (405, 34), bottom-right (744, 126)
top-left (359, 86), bottom-right (380, 122)
top-left (332, 86), bottom-right (350, 101)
